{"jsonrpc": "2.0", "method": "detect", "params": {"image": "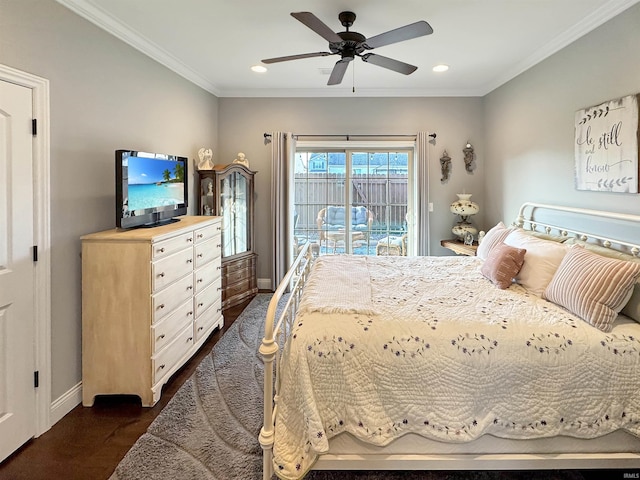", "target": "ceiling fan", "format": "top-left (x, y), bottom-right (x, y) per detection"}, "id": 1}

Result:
top-left (261, 11), bottom-right (433, 86)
